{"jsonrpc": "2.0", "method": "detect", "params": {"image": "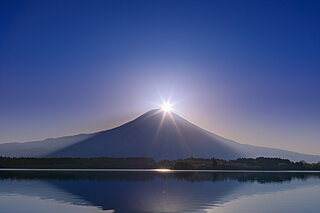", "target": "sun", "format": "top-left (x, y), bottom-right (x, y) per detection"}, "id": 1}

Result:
top-left (162, 101), bottom-right (173, 112)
